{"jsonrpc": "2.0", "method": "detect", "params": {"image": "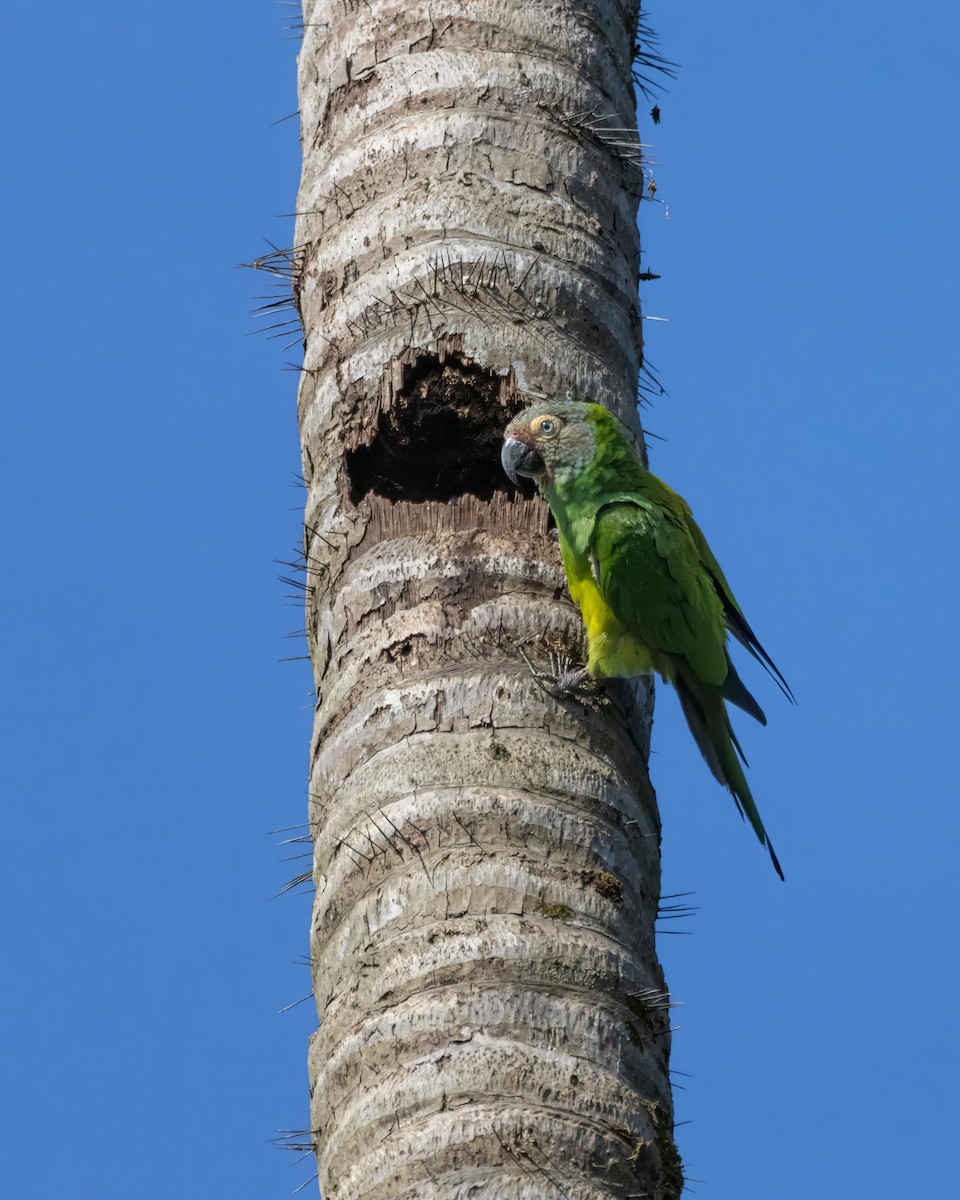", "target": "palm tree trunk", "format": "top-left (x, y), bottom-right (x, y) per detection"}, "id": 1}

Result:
top-left (293, 2), bottom-right (680, 1195)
